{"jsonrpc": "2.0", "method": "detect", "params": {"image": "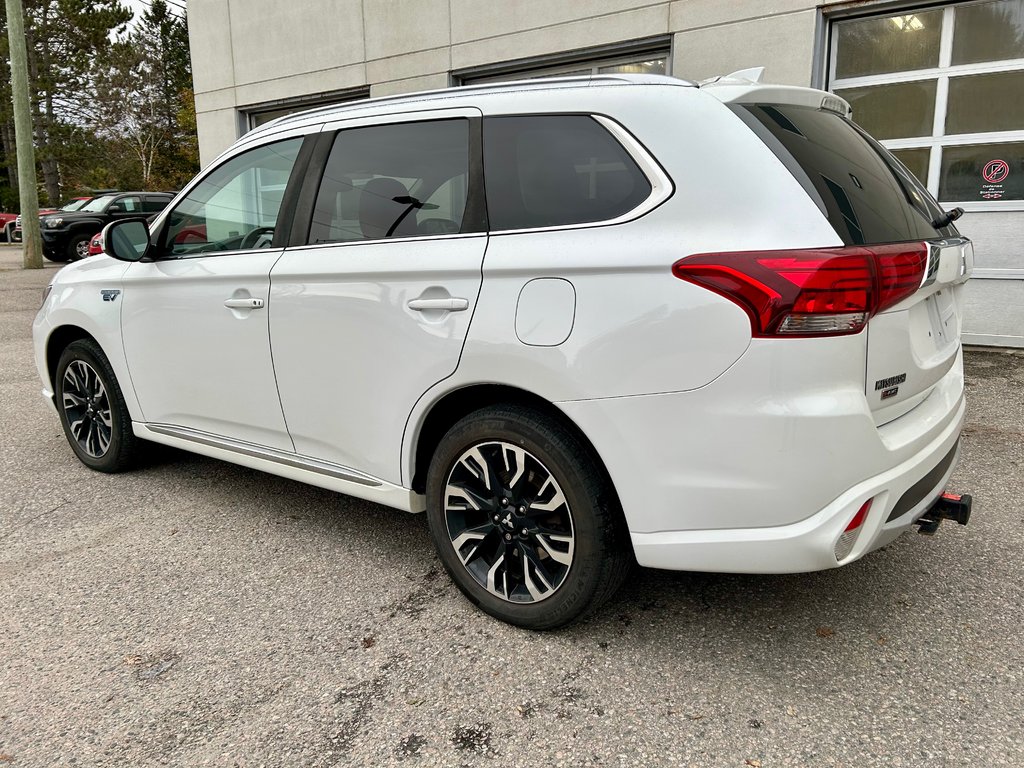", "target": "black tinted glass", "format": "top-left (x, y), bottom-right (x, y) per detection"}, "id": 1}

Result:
top-left (483, 115), bottom-right (651, 231)
top-left (310, 119), bottom-right (470, 244)
top-left (143, 196), bottom-right (171, 213)
top-left (738, 104), bottom-right (952, 245)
